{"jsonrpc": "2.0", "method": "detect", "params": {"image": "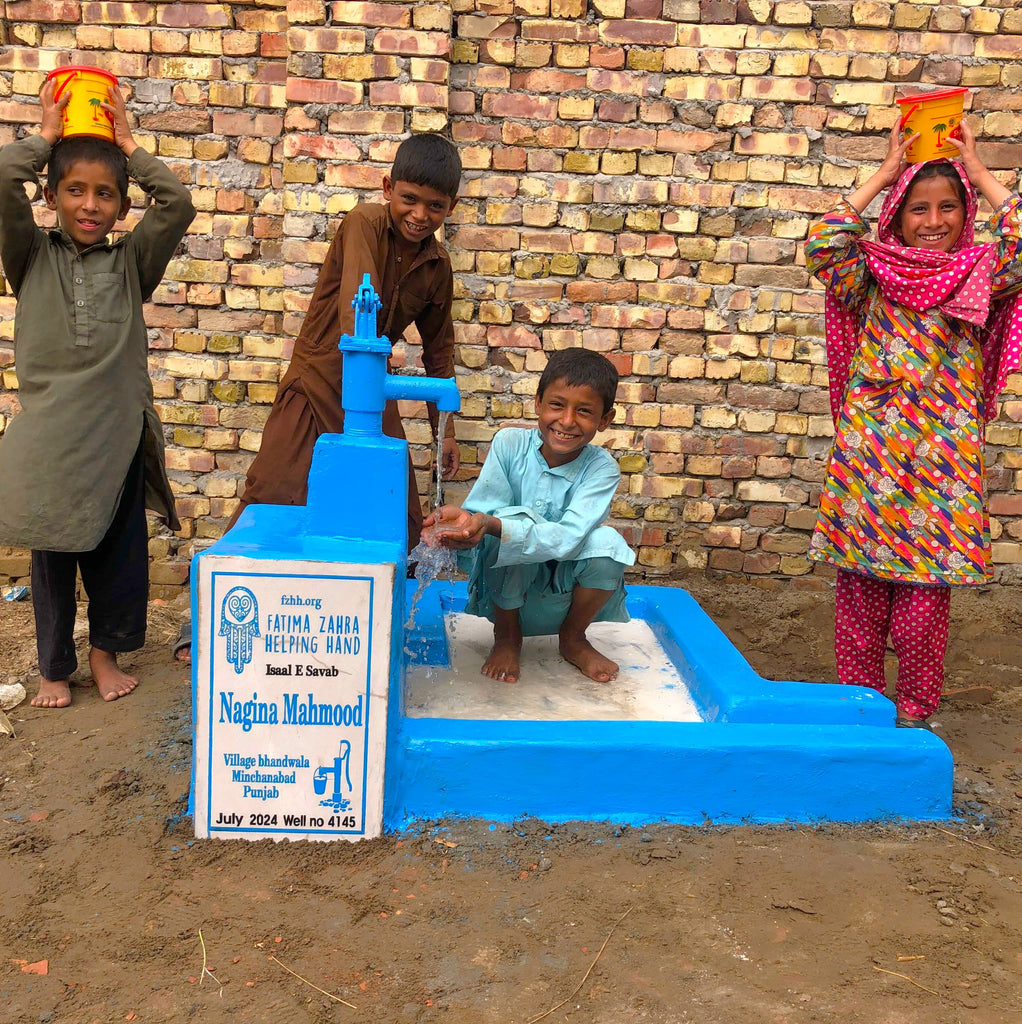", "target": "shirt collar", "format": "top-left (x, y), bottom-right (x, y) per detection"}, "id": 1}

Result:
top-left (529, 428), bottom-right (587, 479)
top-left (385, 208), bottom-right (441, 266)
top-left (49, 228), bottom-right (118, 254)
